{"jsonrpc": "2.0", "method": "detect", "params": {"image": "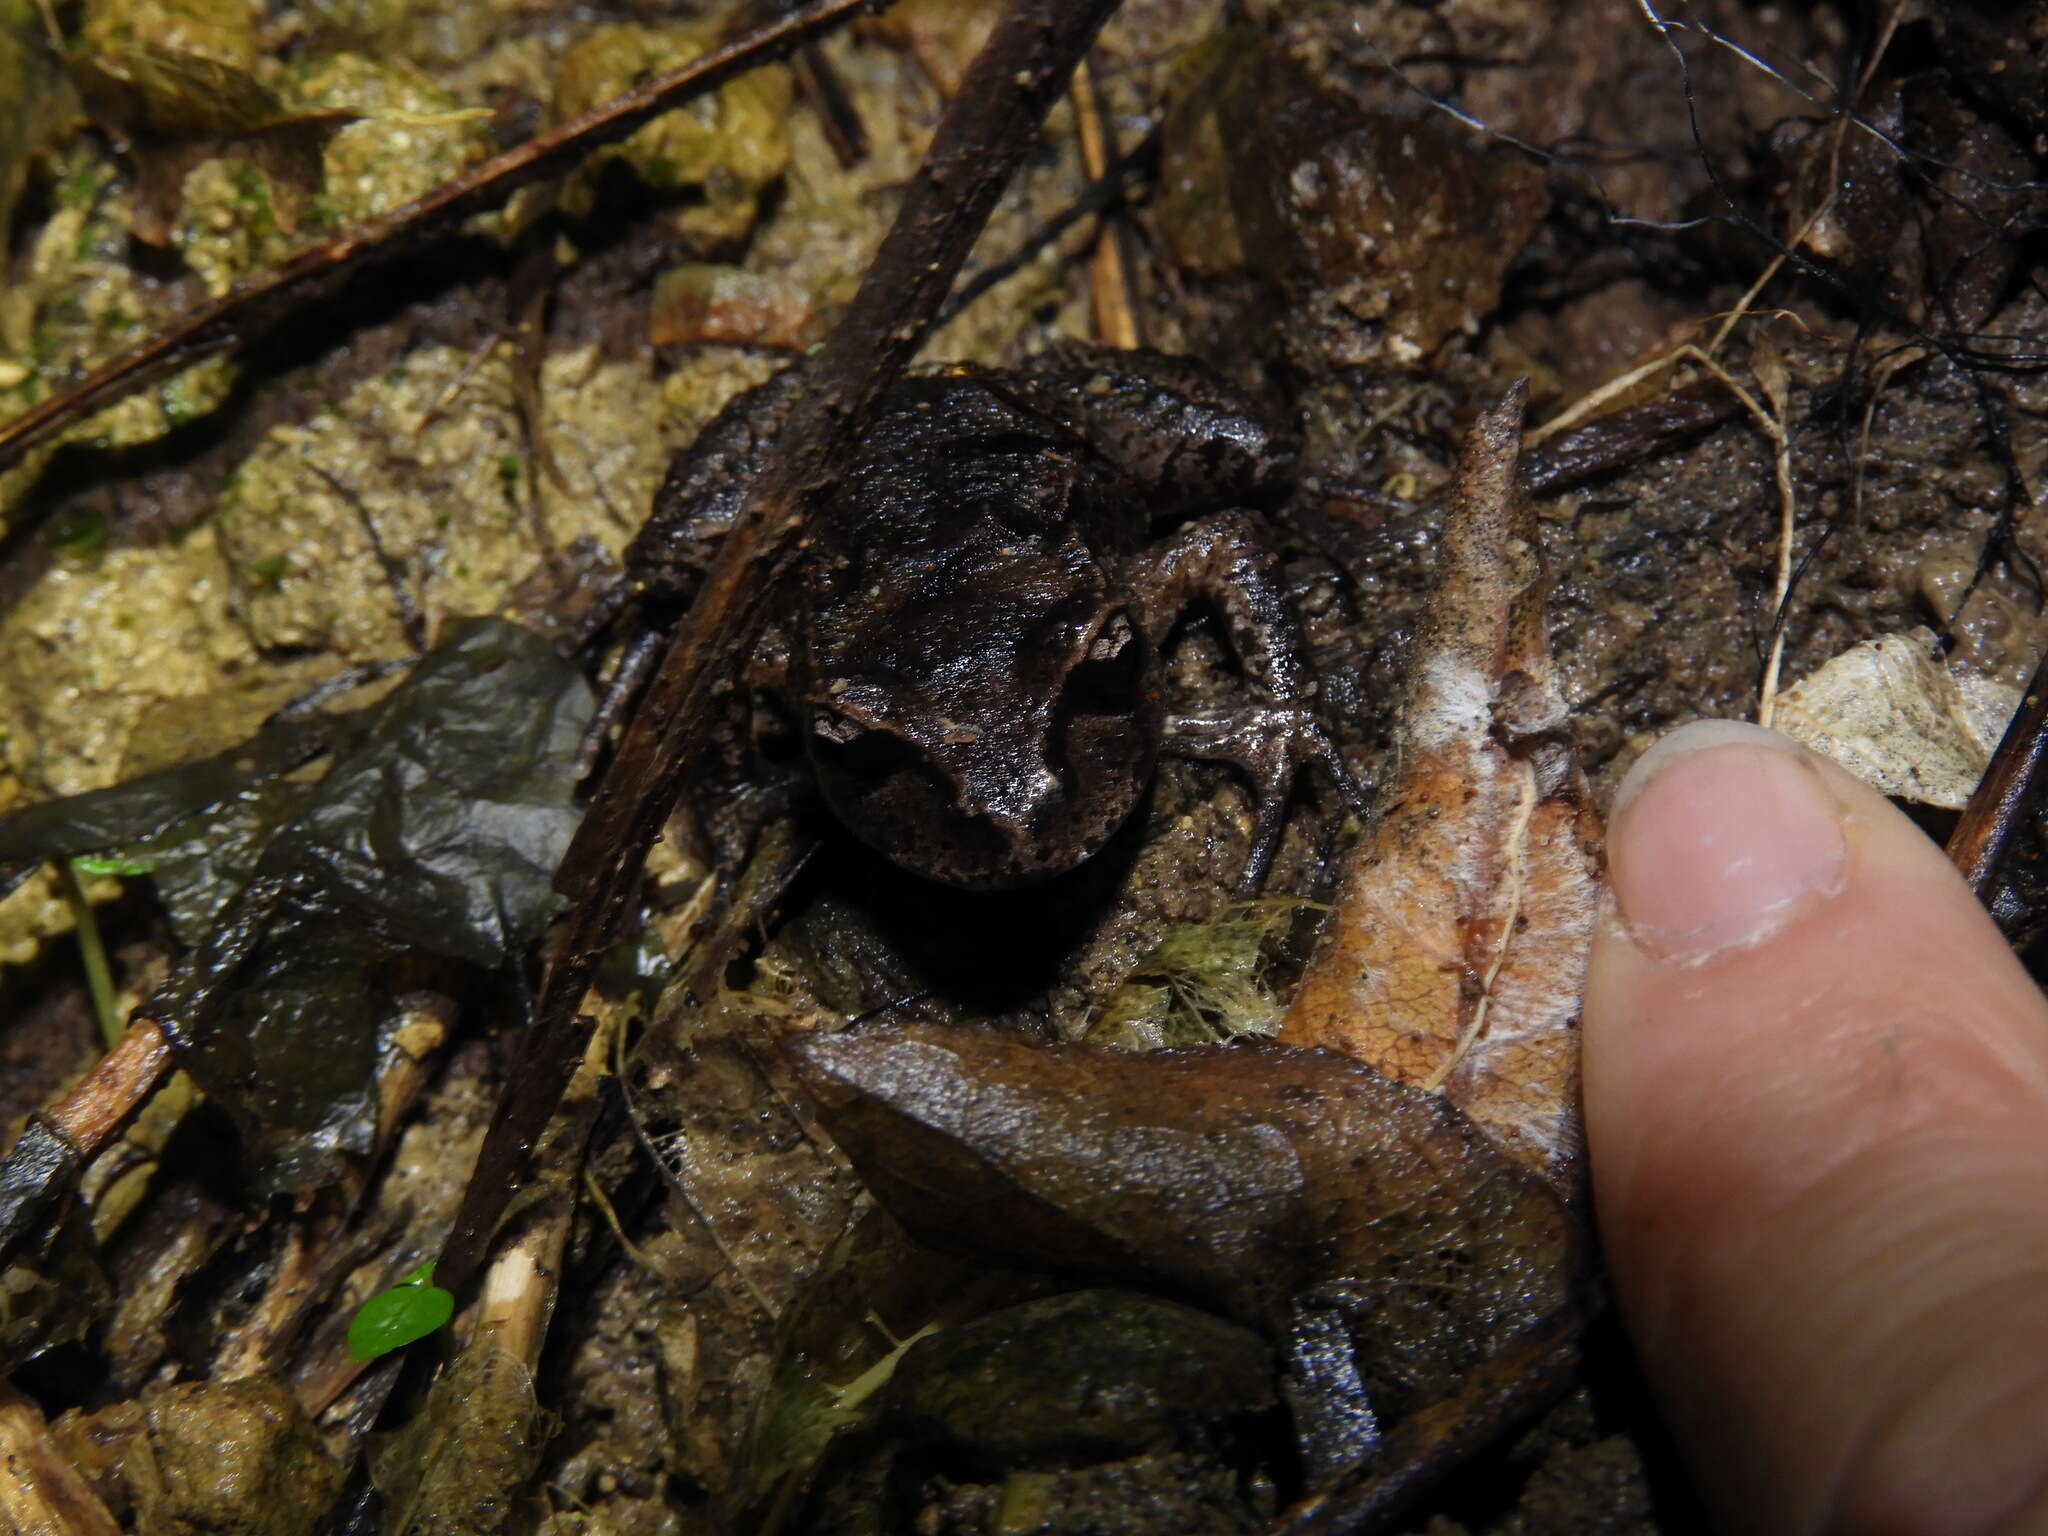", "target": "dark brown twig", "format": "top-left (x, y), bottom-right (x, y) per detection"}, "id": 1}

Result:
top-left (1948, 648), bottom-right (2048, 898)
top-left (793, 44), bottom-right (871, 168)
top-left (0, 1018), bottom-right (174, 1268)
top-left (306, 463), bottom-right (427, 652)
top-left (431, 0), bottom-right (1127, 1303)
top-left (0, 0), bottom-right (881, 479)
